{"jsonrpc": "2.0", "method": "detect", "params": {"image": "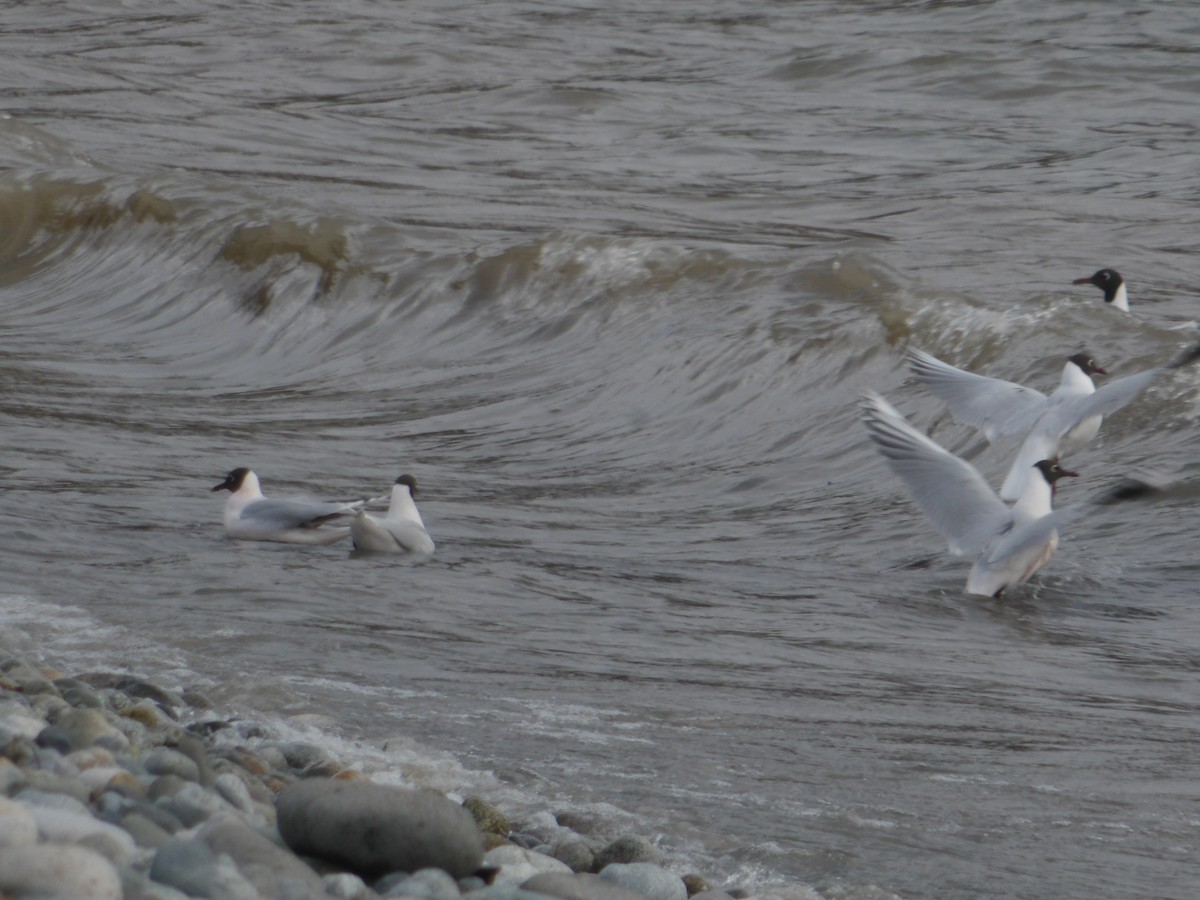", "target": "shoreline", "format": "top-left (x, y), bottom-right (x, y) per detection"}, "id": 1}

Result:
top-left (0, 649), bottom-right (803, 900)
